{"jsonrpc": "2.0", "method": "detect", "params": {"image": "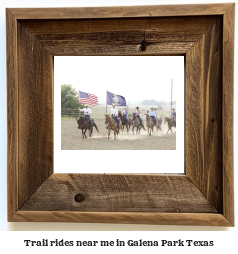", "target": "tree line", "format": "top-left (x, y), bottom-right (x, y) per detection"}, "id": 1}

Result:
top-left (141, 99), bottom-right (176, 105)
